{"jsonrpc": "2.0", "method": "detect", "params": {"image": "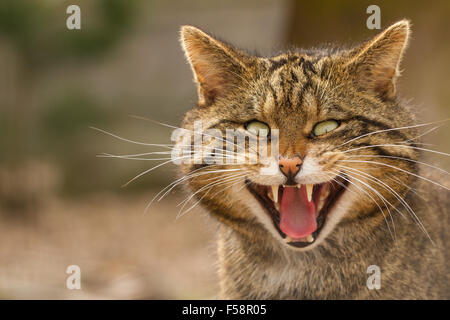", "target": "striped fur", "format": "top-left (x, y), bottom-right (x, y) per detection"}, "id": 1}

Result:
top-left (178, 20), bottom-right (449, 299)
